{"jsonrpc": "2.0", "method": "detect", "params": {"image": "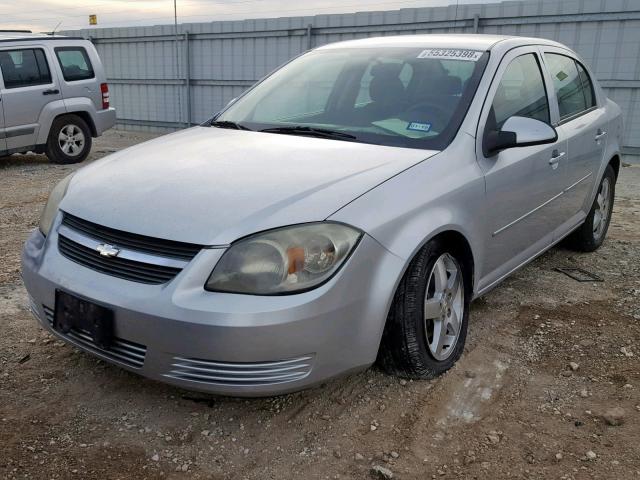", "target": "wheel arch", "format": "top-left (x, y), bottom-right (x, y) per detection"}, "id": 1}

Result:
top-left (609, 154), bottom-right (621, 180)
top-left (66, 110), bottom-right (98, 137)
top-left (375, 227), bottom-right (476, 375)
top-left (381, 226), bottom-right (478, 327)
